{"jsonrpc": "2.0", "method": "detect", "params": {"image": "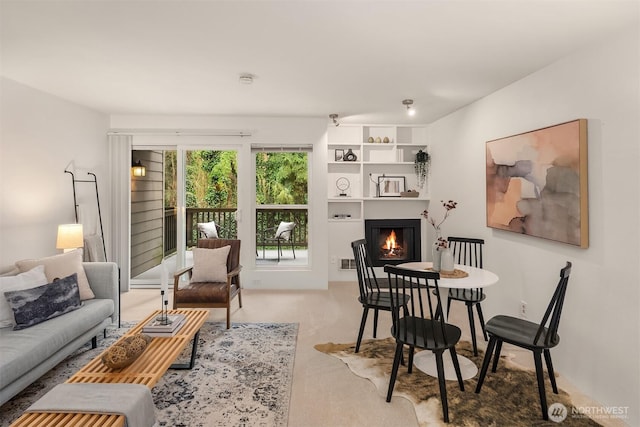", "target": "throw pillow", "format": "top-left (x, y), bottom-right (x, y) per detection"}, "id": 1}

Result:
top-left (190, 246), bottom-right (230, 283)
top-left (4, 273), bottom-right (83, 330)
top-left (197, 221), bottom-right (219, 239)
top-left (0, 265), bottom-right (49, 328)
top-left (15, 249), bottom-right (95, 300)
top-left (276, 221), bottom-right (295, 241)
